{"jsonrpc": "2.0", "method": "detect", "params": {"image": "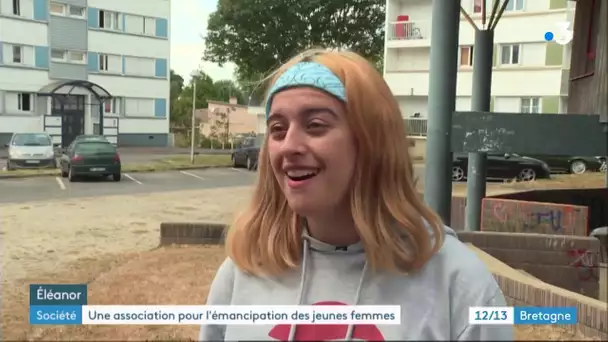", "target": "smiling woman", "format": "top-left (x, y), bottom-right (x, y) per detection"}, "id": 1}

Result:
top-left (199, 49), bottom-right (514, 341)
